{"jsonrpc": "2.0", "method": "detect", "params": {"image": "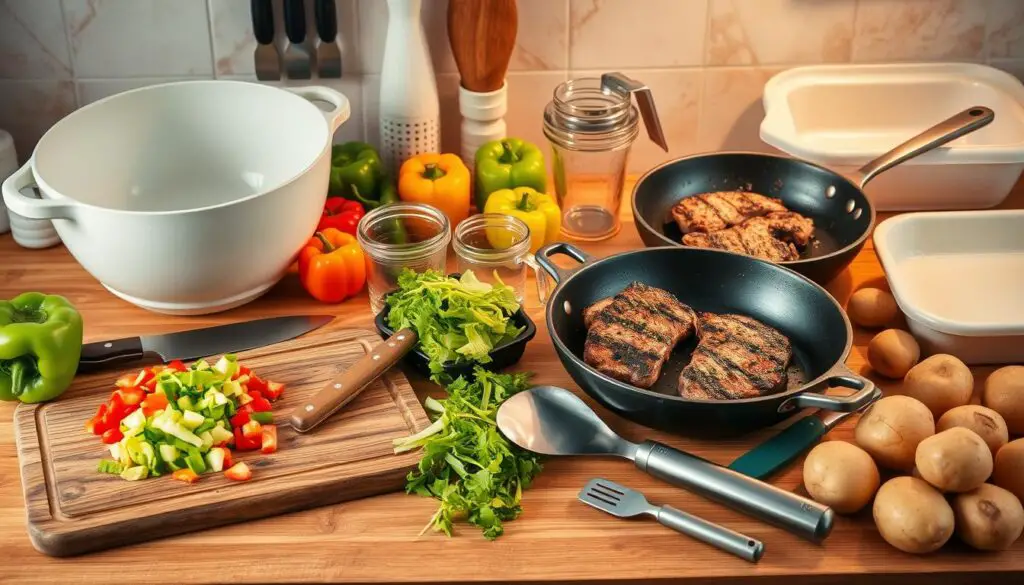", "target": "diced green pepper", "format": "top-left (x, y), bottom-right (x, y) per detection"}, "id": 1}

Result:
top-left (250, 412), bottom-right (274, 424)
top-left (185, 449), bottom-right (207, 474)
top-left (97, 459), bottom-right (125, 474)
top-left (120, 466), bottom-right (148, 481)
